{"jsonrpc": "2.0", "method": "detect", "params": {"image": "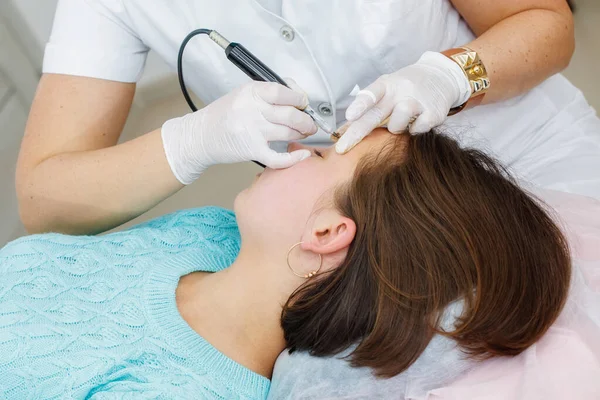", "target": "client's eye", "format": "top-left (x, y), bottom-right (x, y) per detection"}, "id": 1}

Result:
top-left (313, 149), bottom-right (324, 158)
